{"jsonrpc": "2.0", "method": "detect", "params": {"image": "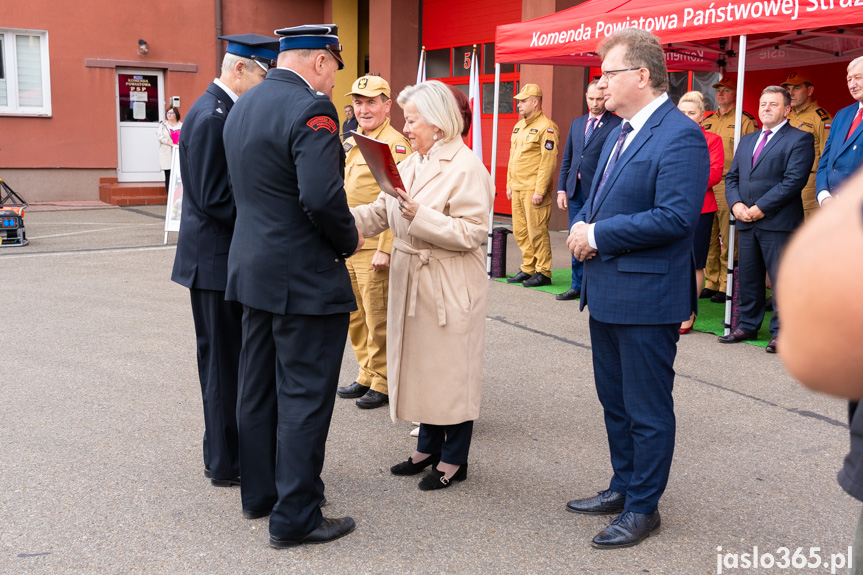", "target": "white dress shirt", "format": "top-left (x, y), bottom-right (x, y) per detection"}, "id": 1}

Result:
top-left (572, 92), bottom-right (670, 250)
